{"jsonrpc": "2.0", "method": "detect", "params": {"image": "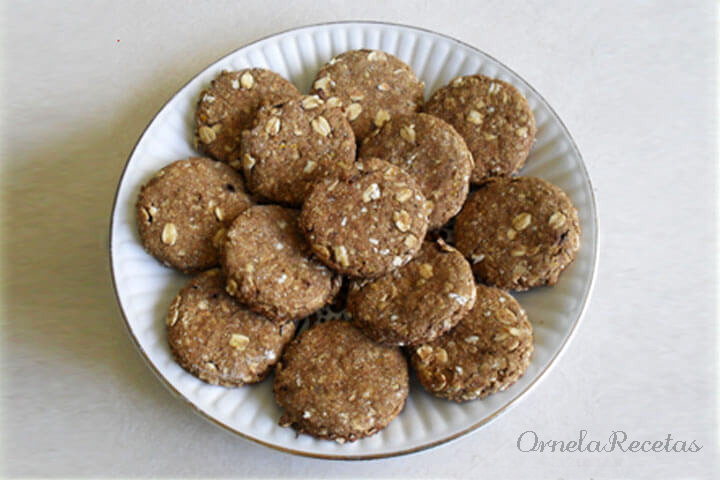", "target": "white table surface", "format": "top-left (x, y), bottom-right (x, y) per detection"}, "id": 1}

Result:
top-left (1, 1), bottom-right (717, 478)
